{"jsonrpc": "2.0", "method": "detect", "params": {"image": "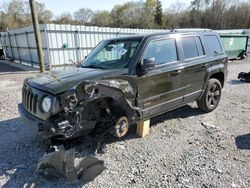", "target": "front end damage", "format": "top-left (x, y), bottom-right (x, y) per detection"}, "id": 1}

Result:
top-left (31, 80), bottom-right (139, 182)
top-left (20, 79), bottom-right (140, 140)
